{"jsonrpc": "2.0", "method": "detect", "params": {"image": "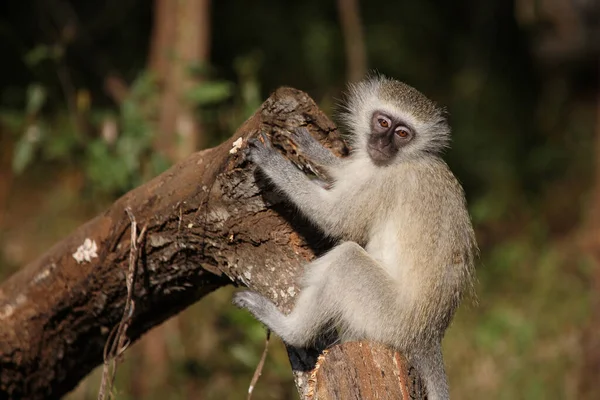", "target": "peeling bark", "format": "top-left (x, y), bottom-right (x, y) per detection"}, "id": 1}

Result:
top-left (0, 87), bottom-right (423, 399)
